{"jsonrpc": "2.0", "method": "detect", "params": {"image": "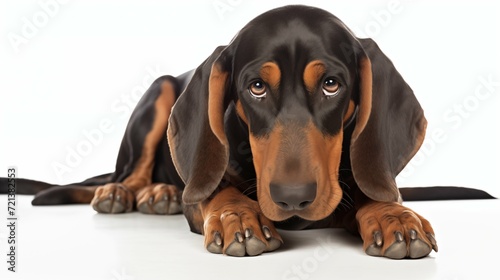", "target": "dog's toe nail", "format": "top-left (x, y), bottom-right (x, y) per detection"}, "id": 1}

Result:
top-left (395, 231), bottom-right (404, 242)
top-left (426, 233), bottom-right (438, 252)
top-left (374, 231), bottom-right (383, 246)
top-left (262, 226), bottom-right (272, 239)
top-left (206, 232), bottom-right (223, 254)
top-left (410, 229), bottom-right (417, 240)
top-left (235, 232), bottom-right (244, 243)
top-left (215, 232), bottom-right (222, 246)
